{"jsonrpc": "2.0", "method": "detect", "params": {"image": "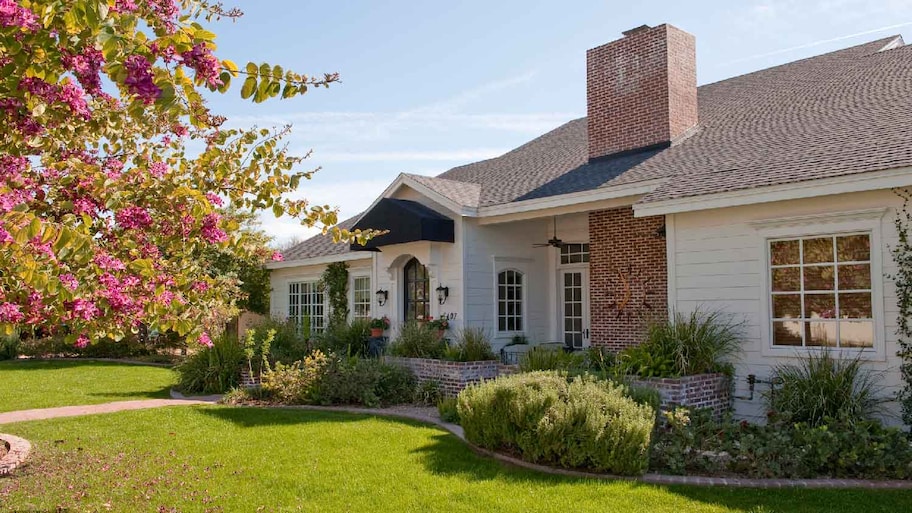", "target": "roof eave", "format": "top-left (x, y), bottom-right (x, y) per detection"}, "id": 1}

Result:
top-left (633, 166), bottom-right (912, 218)
top-left (266, 251), bottom-right (372, 270)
